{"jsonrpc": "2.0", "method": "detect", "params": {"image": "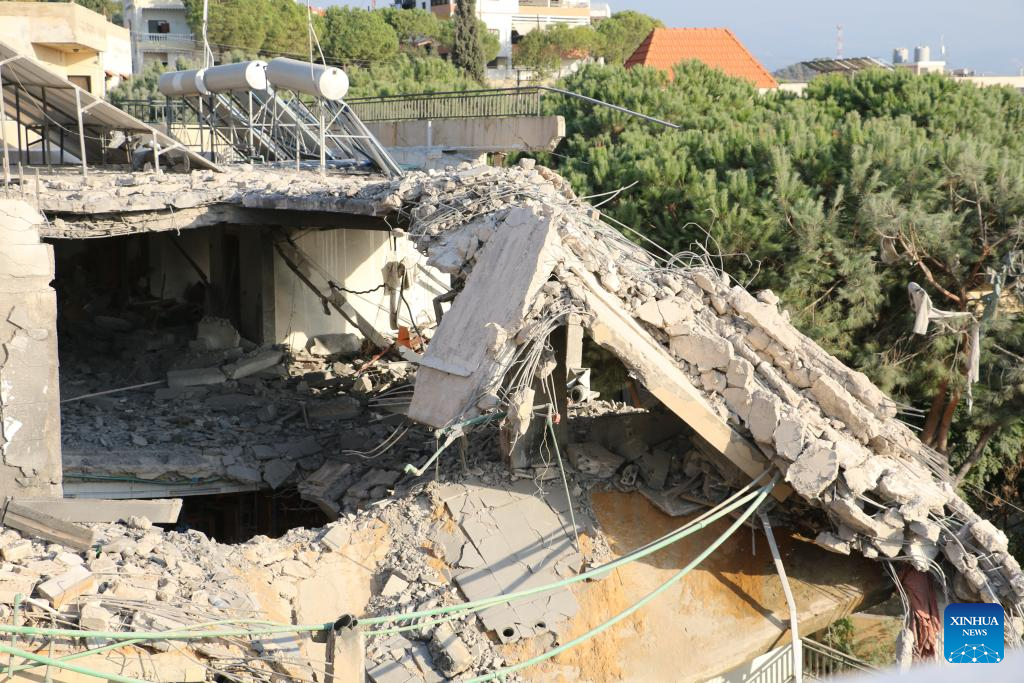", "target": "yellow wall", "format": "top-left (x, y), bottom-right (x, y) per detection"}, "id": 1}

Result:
top-left (0, 2), bottom-right (131, 97)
